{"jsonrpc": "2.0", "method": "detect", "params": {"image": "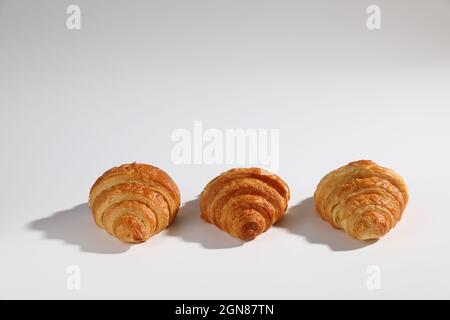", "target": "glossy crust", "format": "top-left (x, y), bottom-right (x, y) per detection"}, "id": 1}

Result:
top-left (314, 160), bottom-right (408, 240)
top-left (200, 168), bottom-right (290, 241)
top-left (89, 163), bottom-right (180, 243)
